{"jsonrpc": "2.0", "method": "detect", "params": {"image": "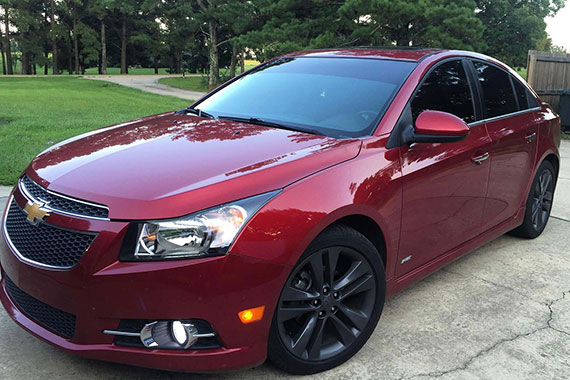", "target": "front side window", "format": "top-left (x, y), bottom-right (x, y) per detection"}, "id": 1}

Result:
top-left (472, 61), bottom-right (517, 118)
top-left (411, 60), bottom-right (475, 123)
top-left (196, 57), bottom-right (416, 138)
